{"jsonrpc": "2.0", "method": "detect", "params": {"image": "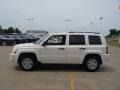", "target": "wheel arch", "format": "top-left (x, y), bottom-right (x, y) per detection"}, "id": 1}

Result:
top-left (83, 53), bottom-right (102, 64)
top-left (18, 52), bottom-right (38, 64)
